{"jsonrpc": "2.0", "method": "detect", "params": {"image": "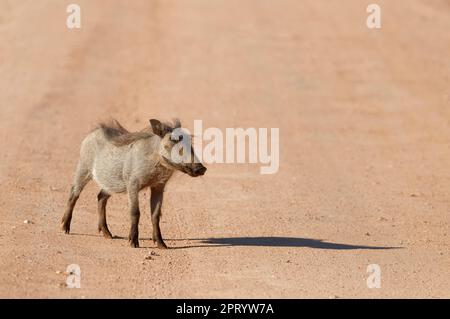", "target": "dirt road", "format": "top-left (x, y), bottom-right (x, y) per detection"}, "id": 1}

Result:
top-left (0, 0), bottom-right (449, 298)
